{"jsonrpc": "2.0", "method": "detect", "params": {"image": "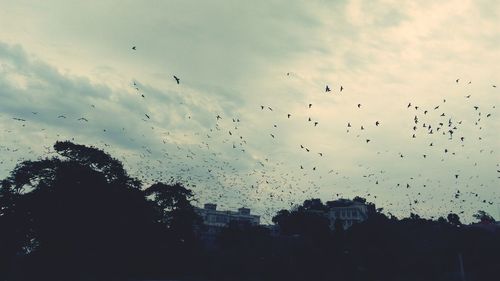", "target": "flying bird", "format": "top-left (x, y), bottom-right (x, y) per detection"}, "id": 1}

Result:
top-left (325, 85), bottom-right (331, 92)
top-left (145, 114), bottom-right (150, 119)
top-left (132, 46), bottom-right (136, 50)
top-left (173, 75), bottom-right (180, 84)
top-left (340, 85), bottom-right (343, 92)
